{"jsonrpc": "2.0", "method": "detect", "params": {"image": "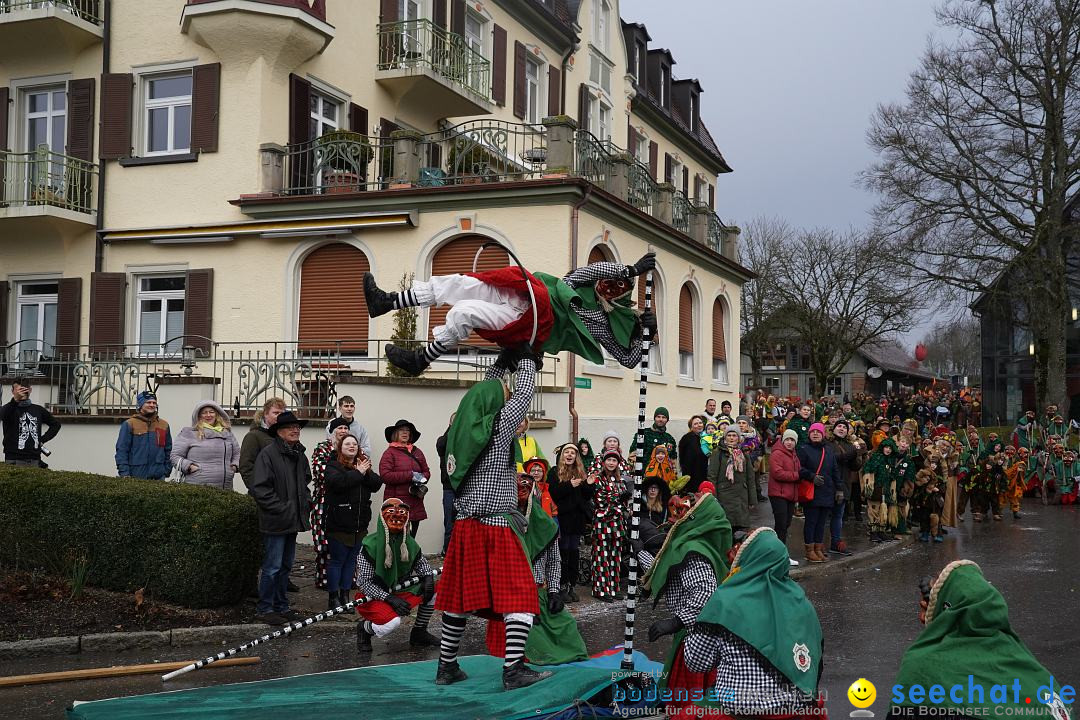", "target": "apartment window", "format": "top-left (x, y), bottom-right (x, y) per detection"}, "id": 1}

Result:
top-left (826, 377), bottom-right (843, 397)
top-left (16, 282), bottom-right (58, 358)
top-left (631, 42), bottom-right (640, 82)
top-left (143, 72), bottom-right (192, 156)
top-left (632, 129), bottom-right (649, 165)
top-left (670, 157), bottom-right (684, 190)
top-left (525, 56), bottom-right (541, 123)
top-left (309, 90), bottom-right (341, 139)
top-left (764, 376), bottom-right (781, 393)
top-left (136, 275), bottom-right (186, 355)
top-left (589, 53), bottom-right (612, 95)
top-left (689, 93), bottom-right (697, 131)
top-left (592, 99), bottom-right (611, 140)
top-left (659, 64), bottom-right (669, 107)
top-left (712, 297), bottom-right (728, 383)
top-left (23, 86), bottom-right (66, 154)
top-left (464, 11), bottom-right (485, 56)
top-left (594, 0), bottom-right (610, 52)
